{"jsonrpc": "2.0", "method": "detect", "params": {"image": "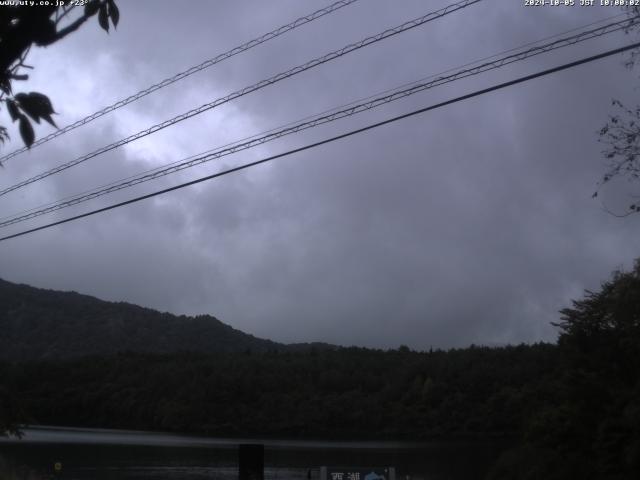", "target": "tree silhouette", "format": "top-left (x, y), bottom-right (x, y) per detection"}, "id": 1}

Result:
top-left (555, 259), bottom-right (640, 377)
top-left (595, 6), bottom-right (640, 215)
top-left (0, 0), bottom-right (119, 151)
